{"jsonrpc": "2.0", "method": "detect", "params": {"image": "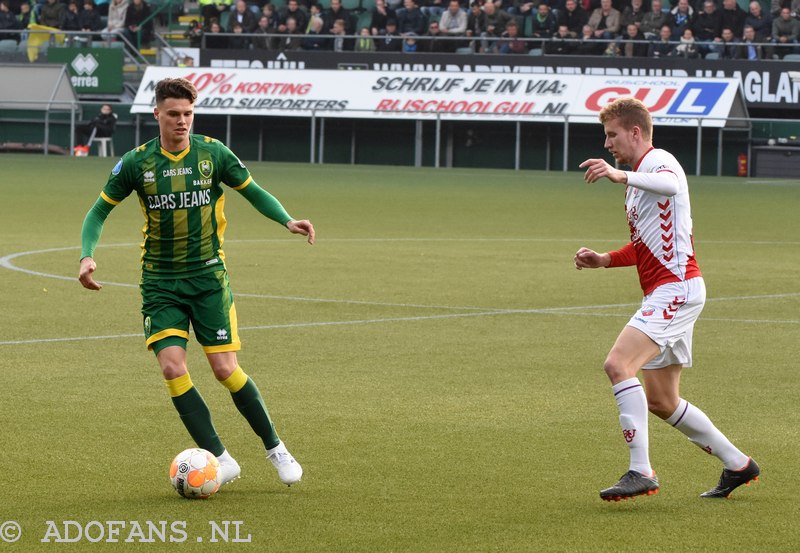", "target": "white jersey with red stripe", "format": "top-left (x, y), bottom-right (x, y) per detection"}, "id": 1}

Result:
top-left (614, 147), bottom-right (702, 295)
